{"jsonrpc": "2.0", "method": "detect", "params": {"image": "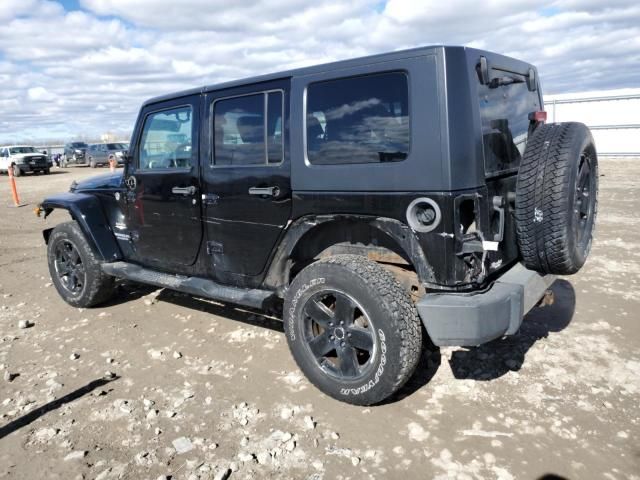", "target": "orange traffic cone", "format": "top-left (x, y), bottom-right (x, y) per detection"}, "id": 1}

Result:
top-left (7, 163), bottom-right (20, 206)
